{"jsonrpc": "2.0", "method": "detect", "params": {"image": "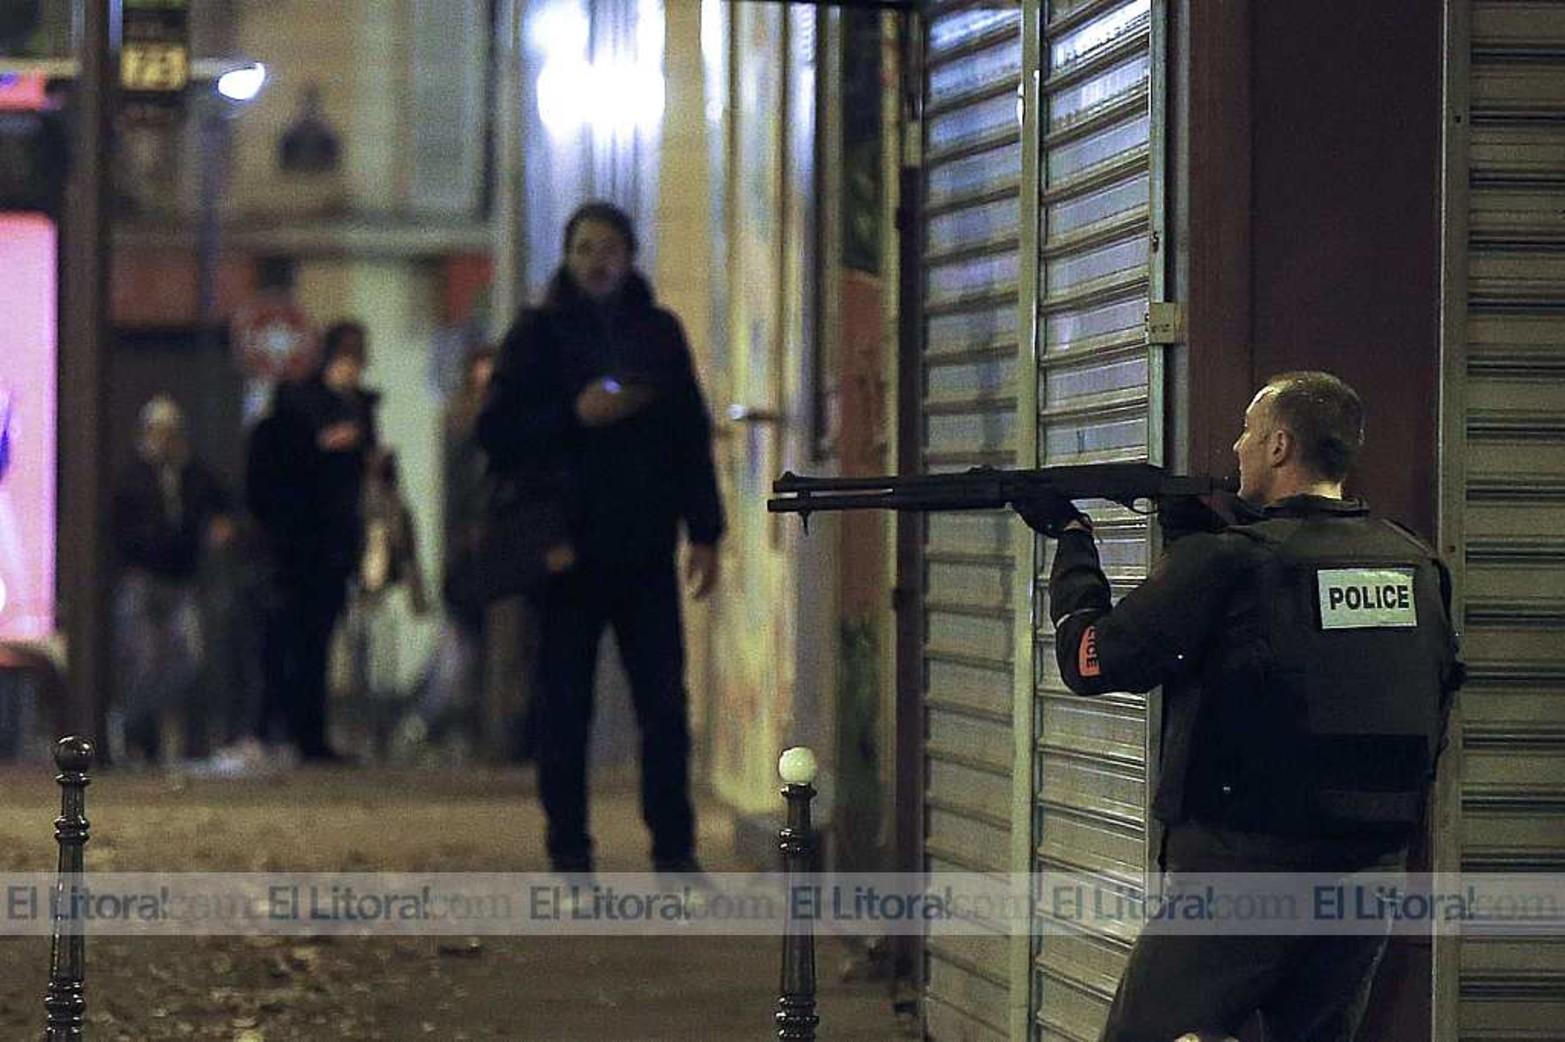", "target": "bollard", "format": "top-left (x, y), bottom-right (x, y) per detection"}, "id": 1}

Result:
top-left (45, 736), bottom-right (93, 1042)
top-left (776, 747), bottom-right (819, 1041)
